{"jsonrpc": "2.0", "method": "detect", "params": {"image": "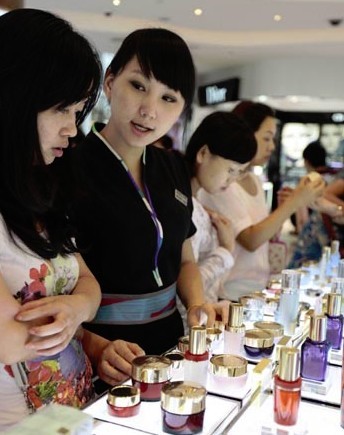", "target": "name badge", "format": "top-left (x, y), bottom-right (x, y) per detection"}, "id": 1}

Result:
top-left (175, 189), bottom-right (188, 206)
